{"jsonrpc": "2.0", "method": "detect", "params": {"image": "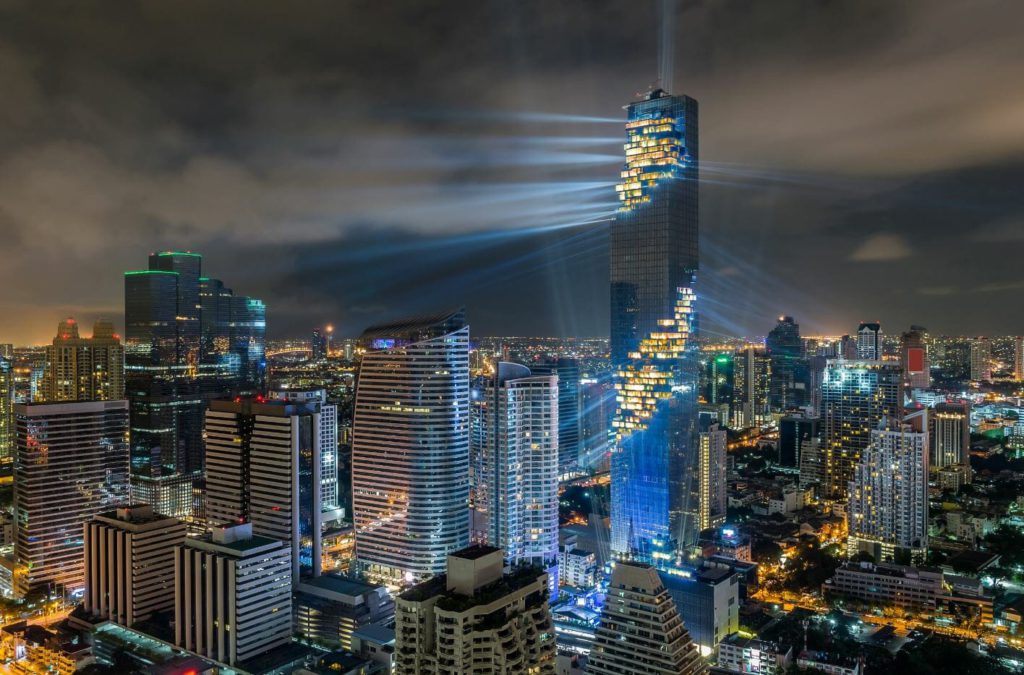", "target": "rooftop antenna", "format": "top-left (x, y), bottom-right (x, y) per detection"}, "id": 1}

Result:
top-left (658, 0), bottom-right (677, 93)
